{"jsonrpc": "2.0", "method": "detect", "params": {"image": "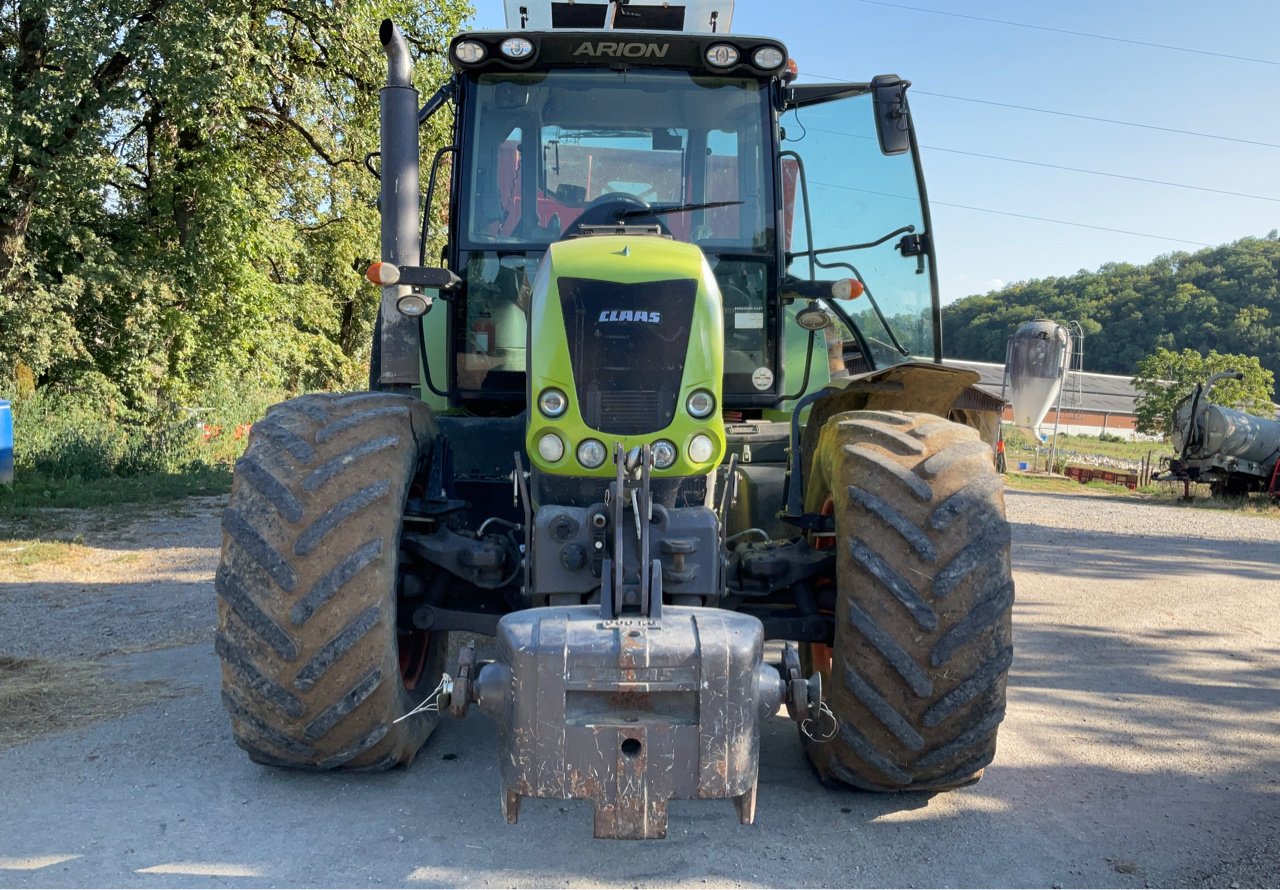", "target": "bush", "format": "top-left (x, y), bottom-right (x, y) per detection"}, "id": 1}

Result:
top-left (7, 371), bottom-right (289, 483)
